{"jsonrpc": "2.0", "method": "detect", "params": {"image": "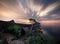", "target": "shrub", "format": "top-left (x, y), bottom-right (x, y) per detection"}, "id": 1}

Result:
top-left (28, 35), bottom-right (47, 44)
top-left (8, 24), bottom-right (22, 38)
